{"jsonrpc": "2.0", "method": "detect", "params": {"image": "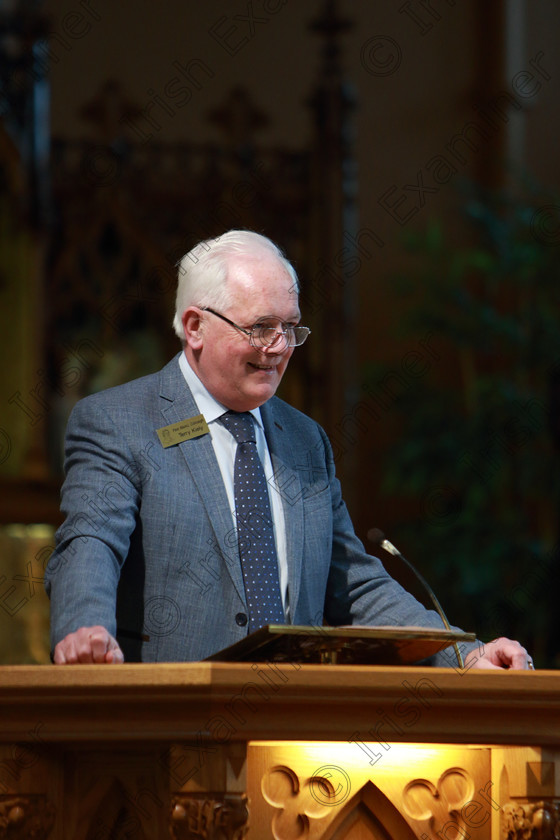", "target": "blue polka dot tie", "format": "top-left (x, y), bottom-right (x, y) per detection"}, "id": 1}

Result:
top-left (219, 411), bottom-right (285, 632)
